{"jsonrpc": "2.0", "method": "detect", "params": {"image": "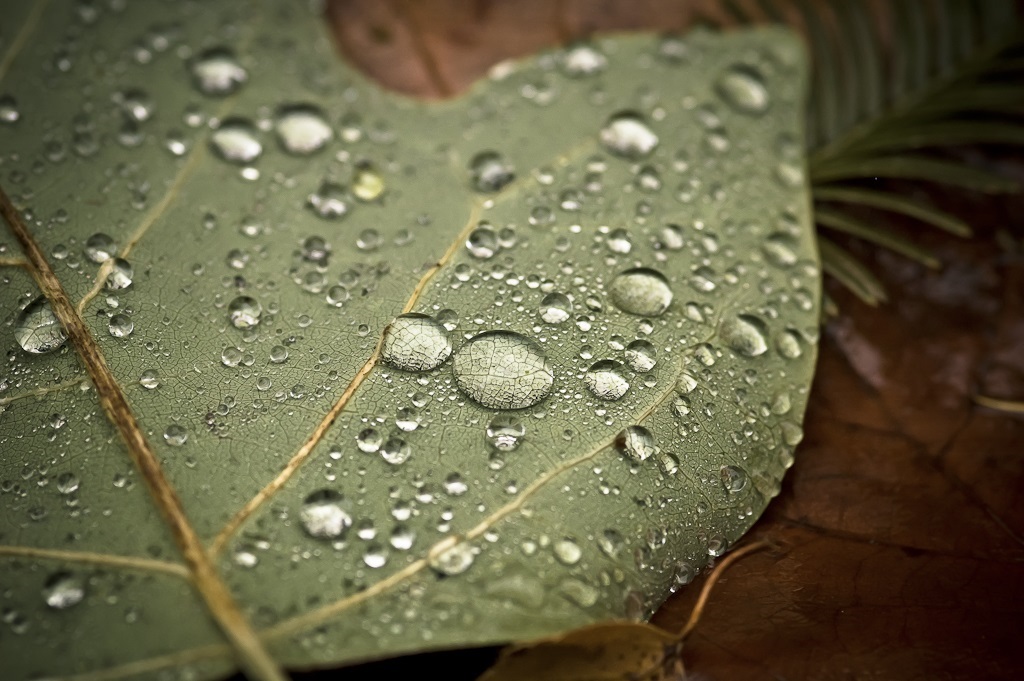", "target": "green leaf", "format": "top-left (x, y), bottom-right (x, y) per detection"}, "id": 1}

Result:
top-left (811, 155), bottom-right (1019, 192)
top-left (813, 187), bottom-right (971, 237)
top-left (817, 237), bottom-right (887, 307)
top-left (815, 207), bottom-right (940, 268)
top-left (0, 5), bottom-right (818, 680)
